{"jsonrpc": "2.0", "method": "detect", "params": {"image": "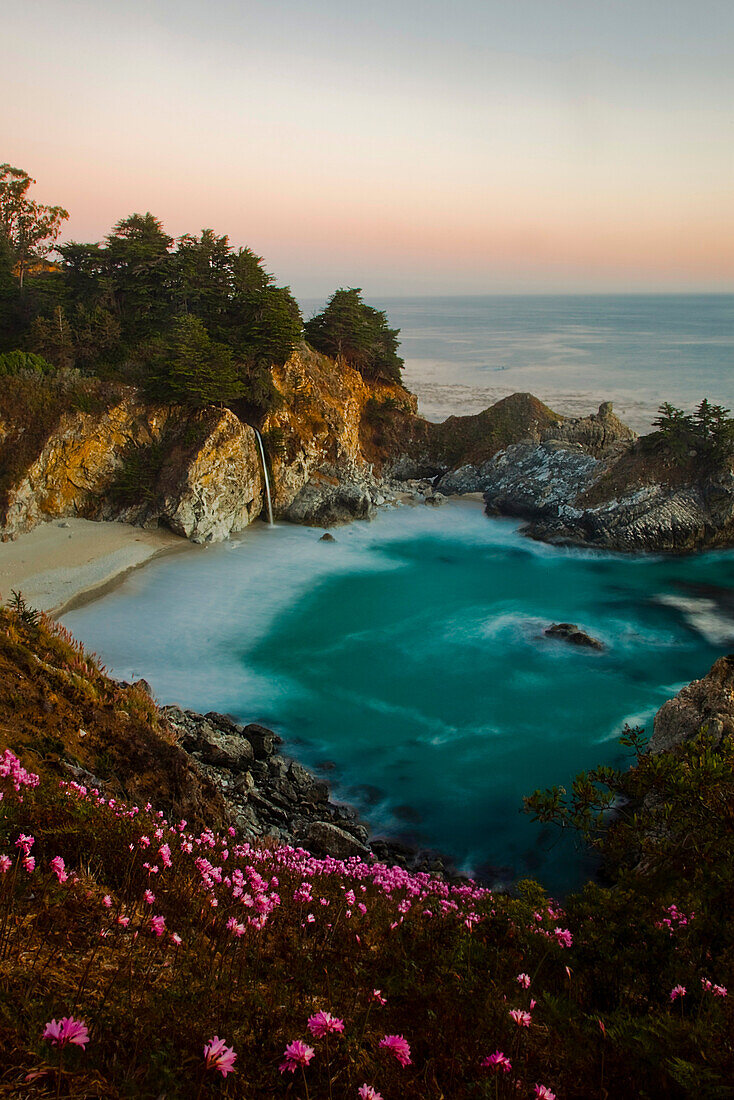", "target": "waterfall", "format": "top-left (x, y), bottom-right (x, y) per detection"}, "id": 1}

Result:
top-left (253, 428), bottom-right (274, 526)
